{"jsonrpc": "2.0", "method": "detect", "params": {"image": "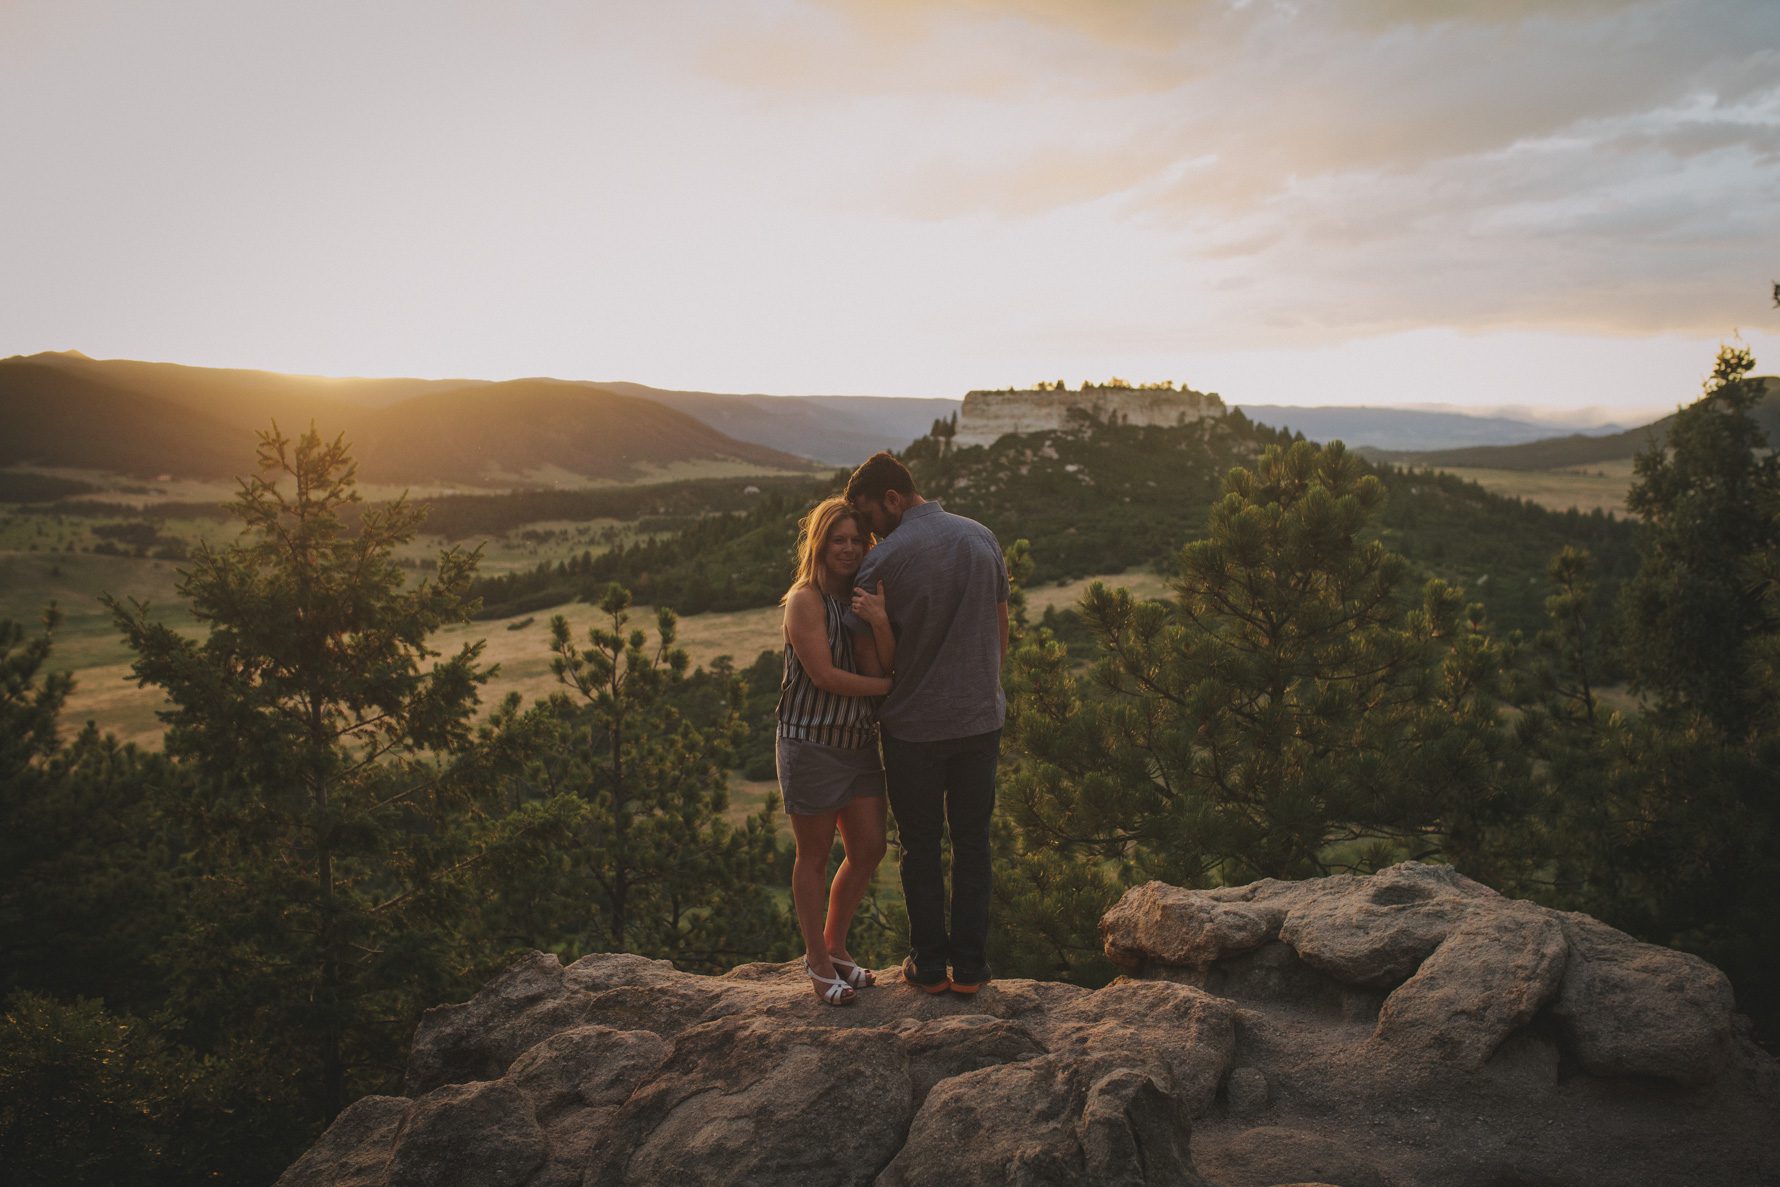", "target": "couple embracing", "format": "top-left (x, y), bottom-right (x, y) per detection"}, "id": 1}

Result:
top-left (776, 451), bottom-right (1009, 1005)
